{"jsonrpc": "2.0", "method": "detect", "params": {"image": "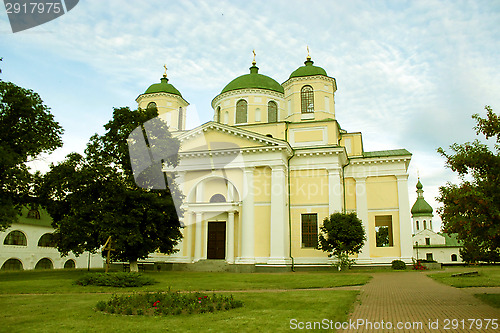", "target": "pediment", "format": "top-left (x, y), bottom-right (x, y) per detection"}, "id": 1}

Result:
top-left (177, 121), bottom-right (289, 153)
